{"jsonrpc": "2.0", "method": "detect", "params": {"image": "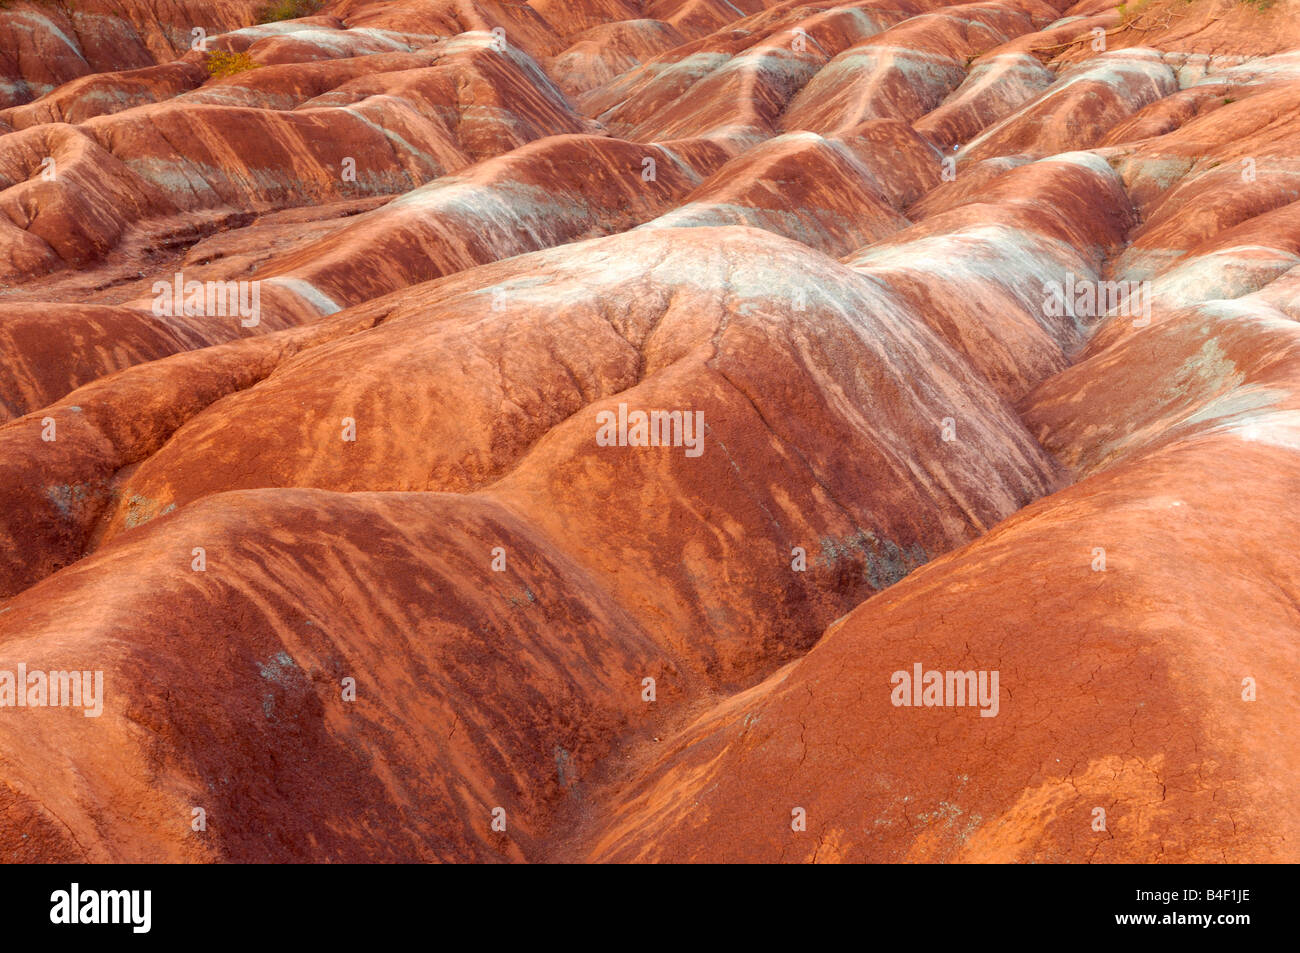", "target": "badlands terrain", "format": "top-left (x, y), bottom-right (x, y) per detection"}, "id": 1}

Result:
top-left (0, 0), bottom-right (1297, 862)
